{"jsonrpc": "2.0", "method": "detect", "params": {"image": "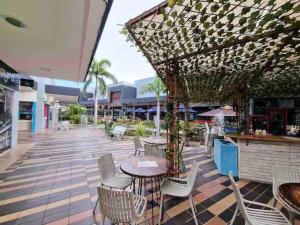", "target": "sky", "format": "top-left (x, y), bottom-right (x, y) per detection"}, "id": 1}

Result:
top-left (54, 0), bottom-right (162, 89)
top-left (94, 0), bottom-right (162, 84)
